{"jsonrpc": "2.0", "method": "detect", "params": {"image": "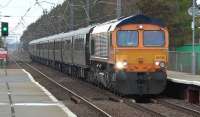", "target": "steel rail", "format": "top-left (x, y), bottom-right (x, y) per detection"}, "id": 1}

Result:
top-left (19, 62), bottom-right (112, 117)
top-left (124, 99), bottom-right (166, 117)
top-left (154, 99), bottom-right (200, 117)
